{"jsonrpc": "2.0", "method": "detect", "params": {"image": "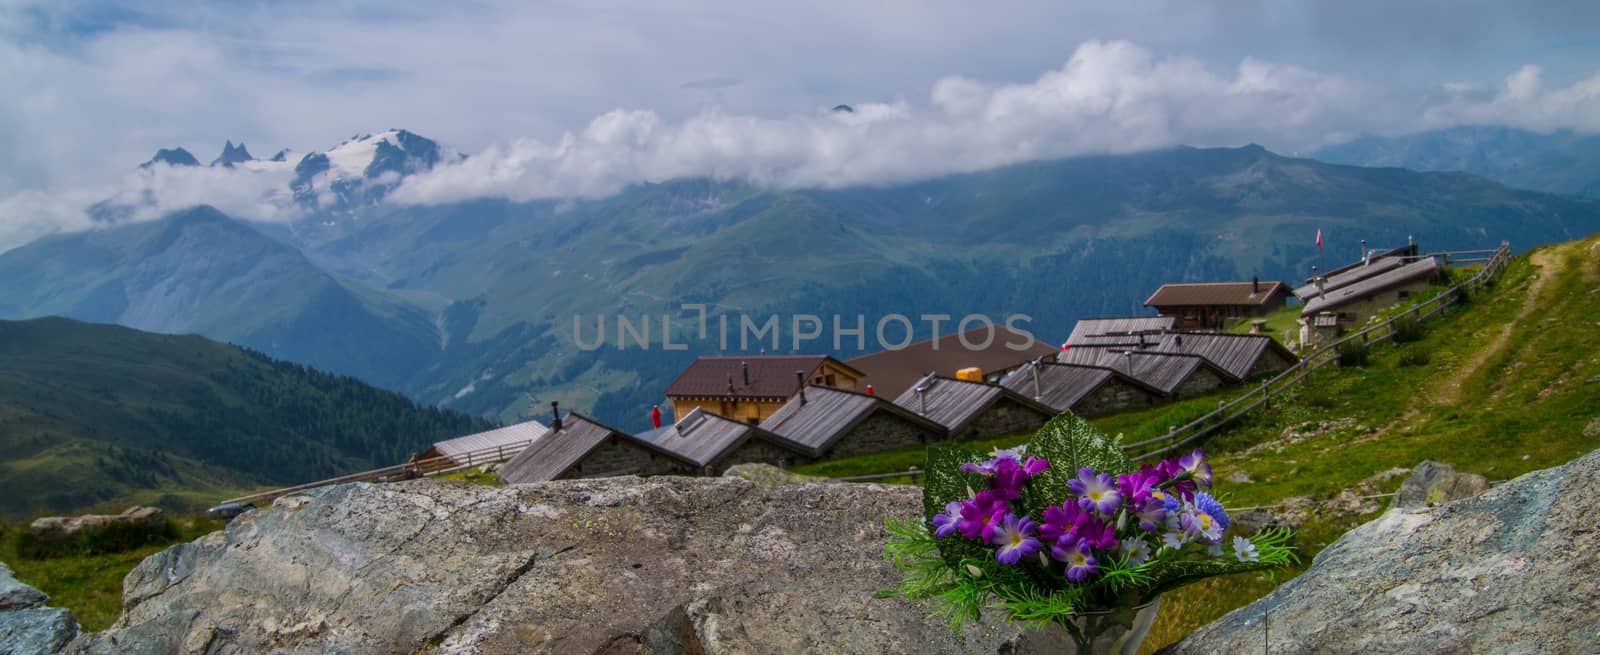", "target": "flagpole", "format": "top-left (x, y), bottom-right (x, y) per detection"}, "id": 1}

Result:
top-left (1317, 227), bottom-right (1324, 283)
